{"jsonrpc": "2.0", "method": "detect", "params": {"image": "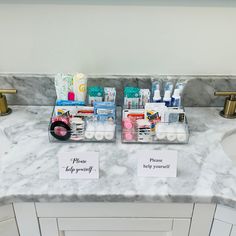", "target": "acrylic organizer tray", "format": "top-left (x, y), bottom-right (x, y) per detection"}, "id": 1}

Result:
top-left (121, 108), bottom-right (189, 144)
top-left (48, 106), bottom-right (116, 143)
